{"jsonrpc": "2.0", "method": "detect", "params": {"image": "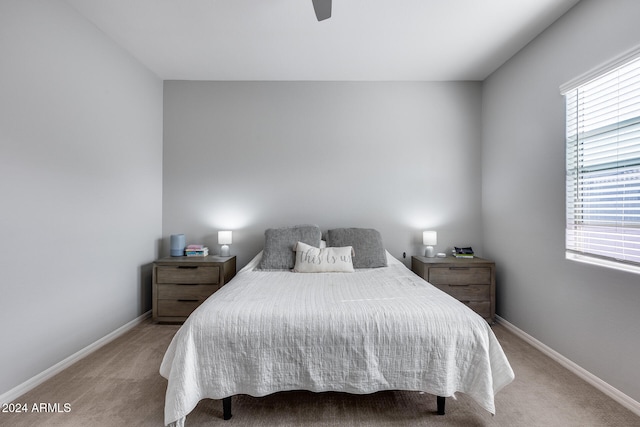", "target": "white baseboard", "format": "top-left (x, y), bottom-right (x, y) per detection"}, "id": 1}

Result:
top-left (0, 311), bottom-right (151, 405)
top-left (496, 315), bottom-right (640, 417)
